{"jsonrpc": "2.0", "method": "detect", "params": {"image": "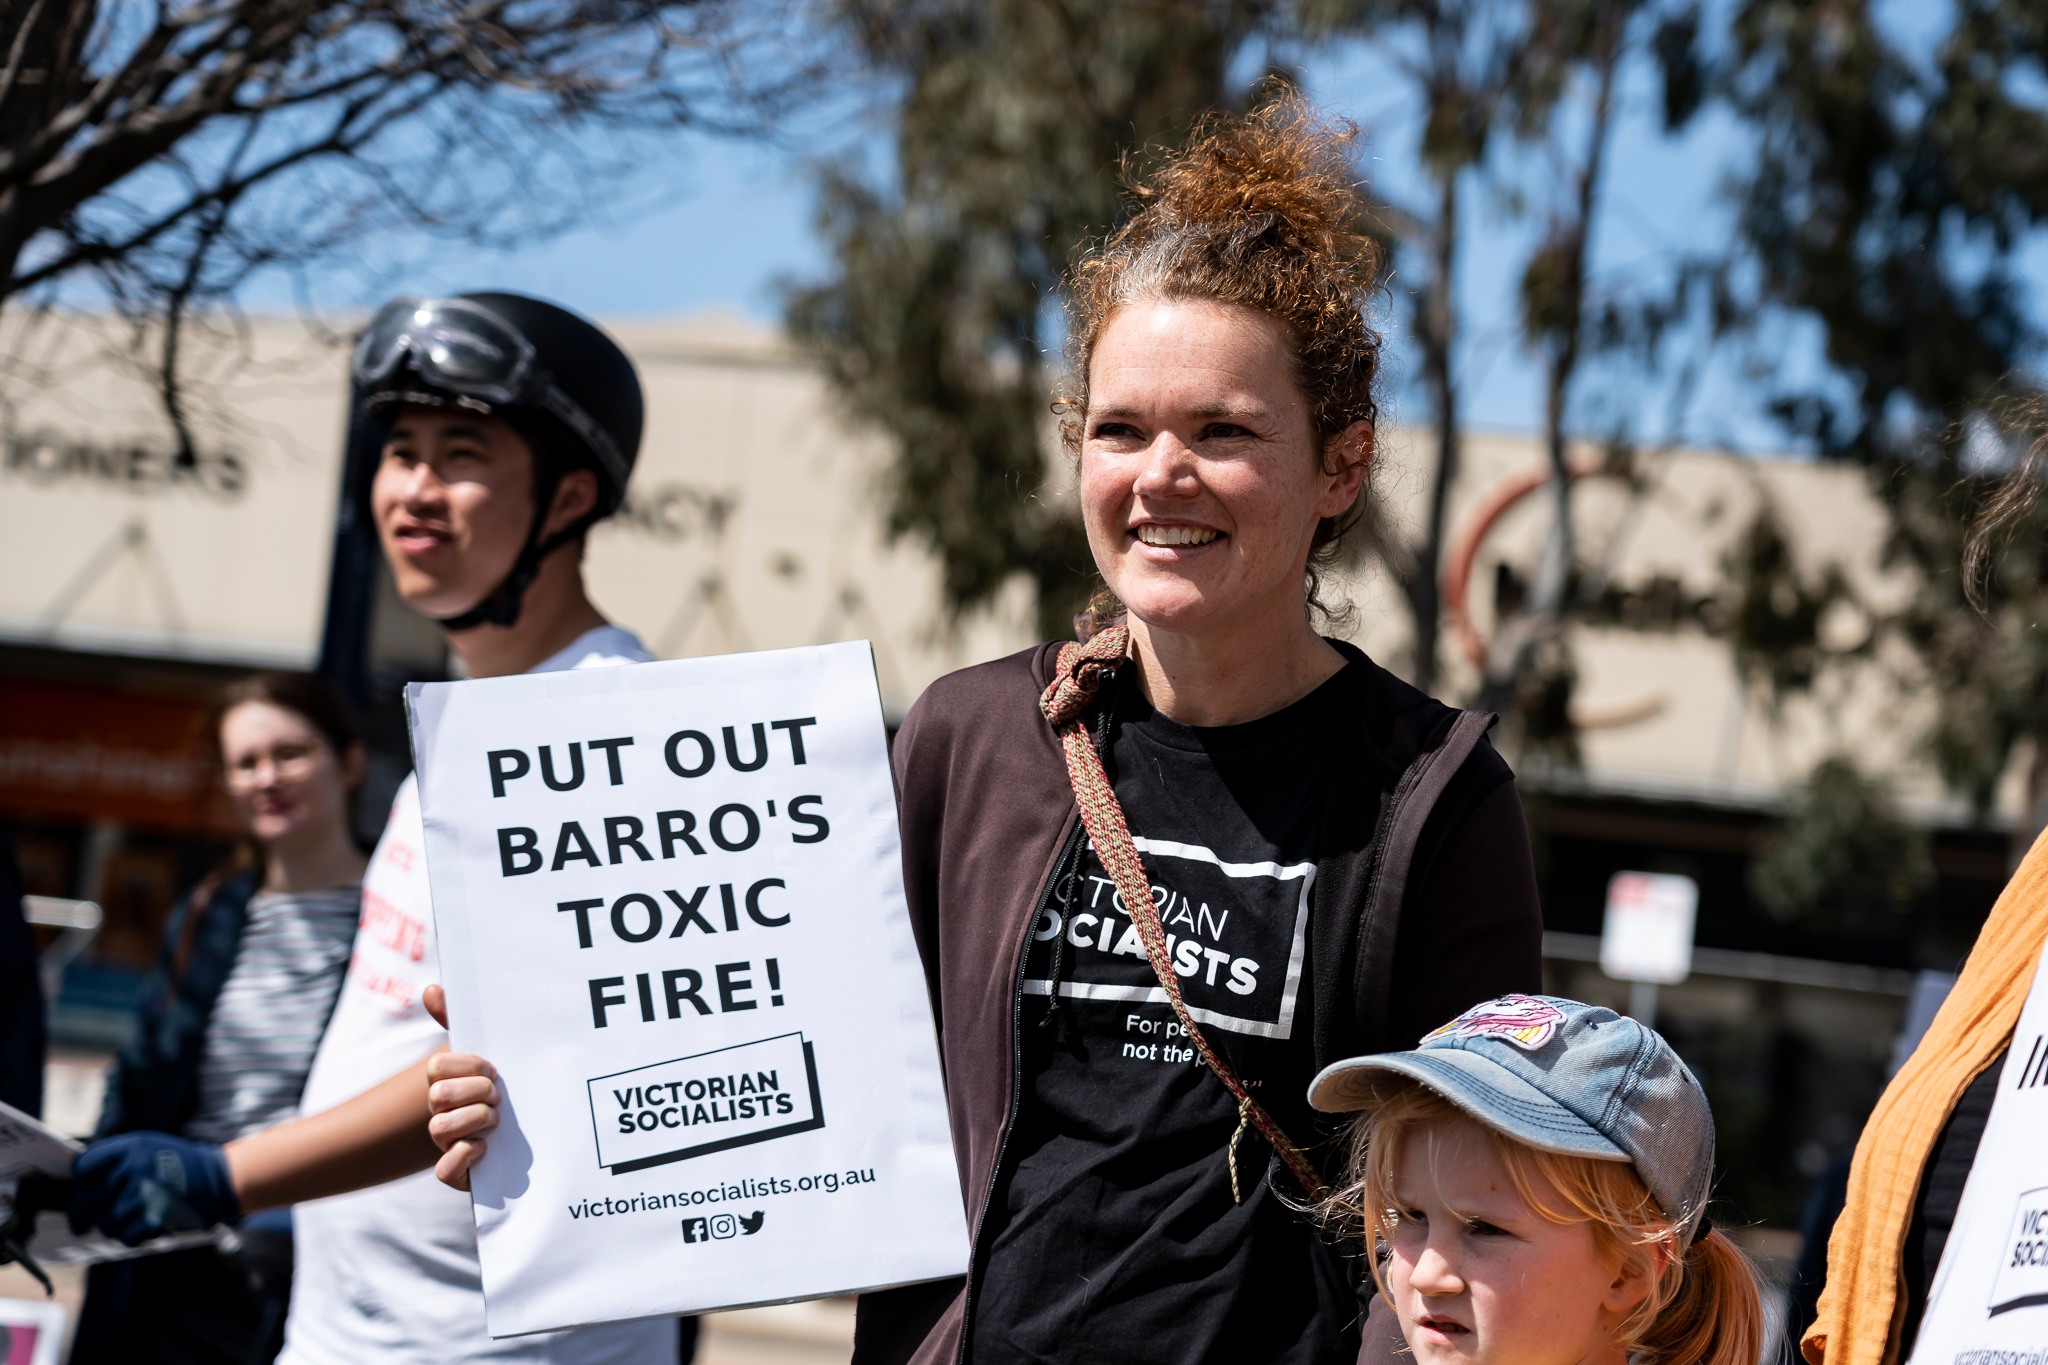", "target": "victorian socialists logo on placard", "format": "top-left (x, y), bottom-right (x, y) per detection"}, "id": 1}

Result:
top-left (587, 1032), bottom-right (825, 1175)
